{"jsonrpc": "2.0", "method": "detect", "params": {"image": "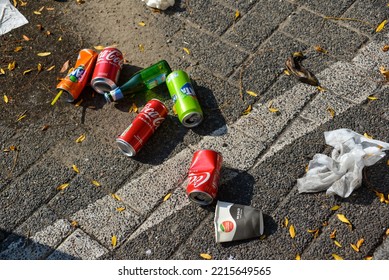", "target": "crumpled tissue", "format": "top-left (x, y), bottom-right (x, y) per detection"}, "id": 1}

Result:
top-left (0, 0), bottom-right (28, 36)
top-left (142, 0), bottom-right (175, 10)
top-left (297, 128), bottom-right (389, 198)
